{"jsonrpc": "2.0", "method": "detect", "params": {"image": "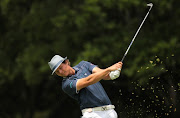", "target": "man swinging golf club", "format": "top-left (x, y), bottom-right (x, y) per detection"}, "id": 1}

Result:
top-left (48, 3), bottom-right (153, 117)
top-left (48, 55), bottom-right (123, 118)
